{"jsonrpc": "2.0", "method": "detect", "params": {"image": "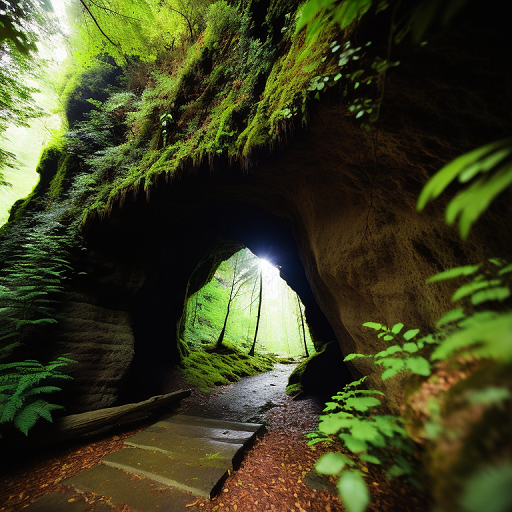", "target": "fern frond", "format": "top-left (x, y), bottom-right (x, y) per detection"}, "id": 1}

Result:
top-left (15, 318), bottom-right (58, 330)
top-left (13, 399), bottom-right (64, 435)
top-left (0, 395), bottom-right (24, 423)
top-left (0, 341), bottom-right (20, 360)
top-left (24, 385), bottom-right (63, 397)
top-left (0, 381), bottom-right (20, 391)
